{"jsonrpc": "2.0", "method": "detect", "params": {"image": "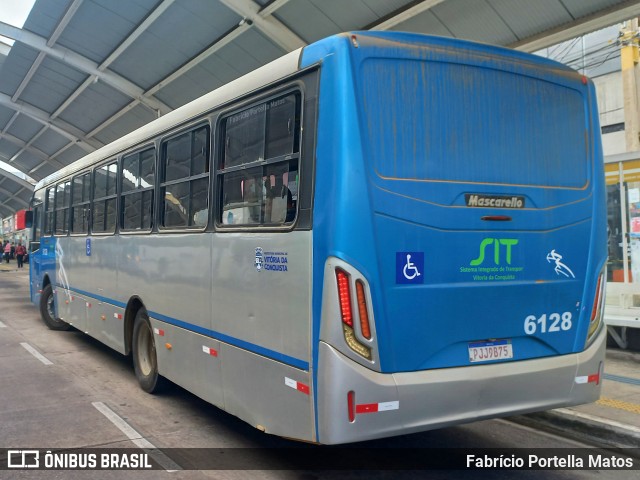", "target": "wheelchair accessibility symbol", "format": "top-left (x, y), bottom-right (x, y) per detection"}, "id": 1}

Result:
top-left (396, 252), bottom-right (424, 284)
